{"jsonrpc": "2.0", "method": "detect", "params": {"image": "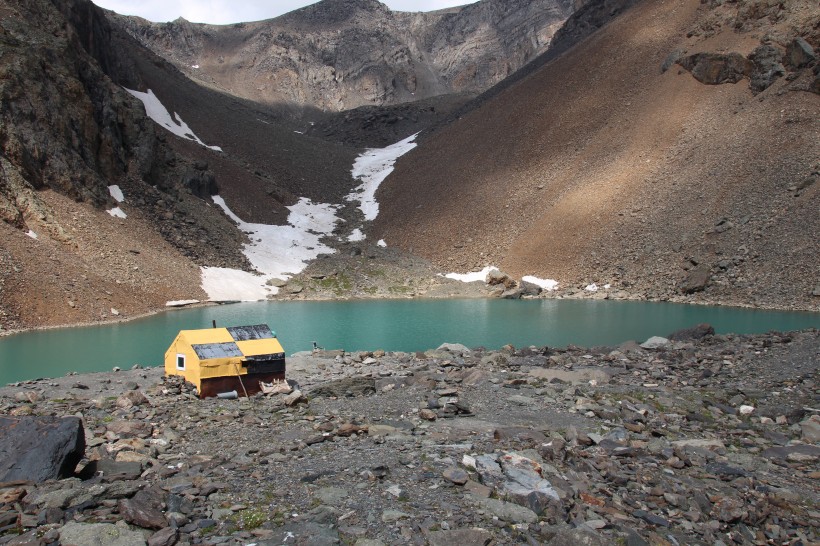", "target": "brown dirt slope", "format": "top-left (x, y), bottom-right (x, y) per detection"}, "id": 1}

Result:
top-left (373, 0), bottom-right (820, 310)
